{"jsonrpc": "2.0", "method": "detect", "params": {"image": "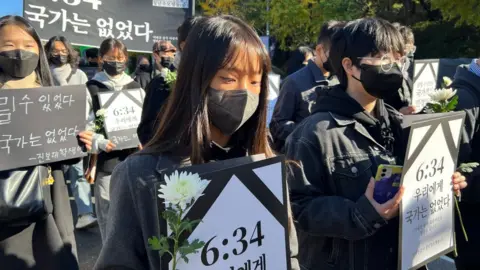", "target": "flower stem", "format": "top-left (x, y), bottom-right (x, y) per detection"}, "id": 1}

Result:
top-left (455, 196), bottom-right (468, 243)
top-left (171, 208), bottom-right (183, 270)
